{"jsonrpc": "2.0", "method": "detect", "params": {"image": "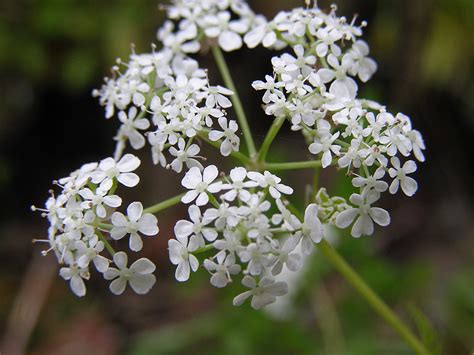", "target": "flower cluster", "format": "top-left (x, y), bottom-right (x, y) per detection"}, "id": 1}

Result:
top-left (161, 0), bottom-right (260, 53)
top-left (250, 5), bottom-right (425, 238)
top-left (32, 154), bottom-right (158, 296)
top-left (93, 44), bottom-right (239, 173)
top-left (168, 165), bottom-right (348, 309)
